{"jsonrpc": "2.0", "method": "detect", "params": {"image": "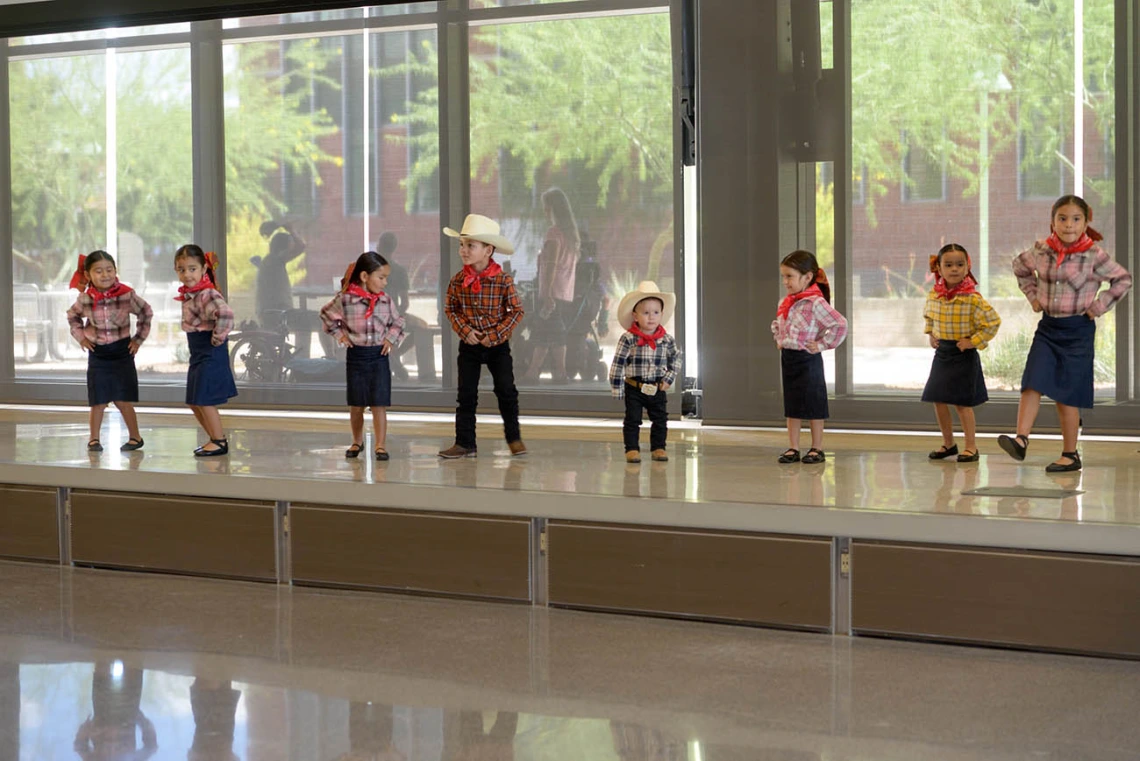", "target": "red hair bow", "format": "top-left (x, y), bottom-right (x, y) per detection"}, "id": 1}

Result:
top-left (68, 254), bottom-right (88, 291)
